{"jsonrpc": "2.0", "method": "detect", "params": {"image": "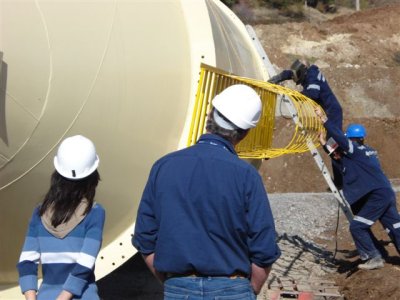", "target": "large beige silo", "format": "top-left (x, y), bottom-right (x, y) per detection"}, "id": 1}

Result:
top-left (0, 0), bottom-right (268, 297)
